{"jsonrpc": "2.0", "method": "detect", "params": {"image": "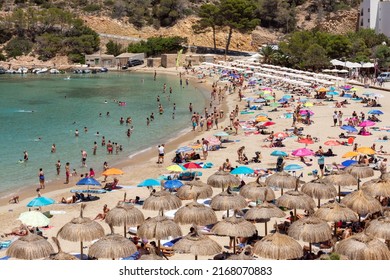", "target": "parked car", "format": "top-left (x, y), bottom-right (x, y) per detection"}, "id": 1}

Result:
top-left (377, 72), bottom-right (390, 82)
top-left (127, 59), bottom-right (144, 67)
